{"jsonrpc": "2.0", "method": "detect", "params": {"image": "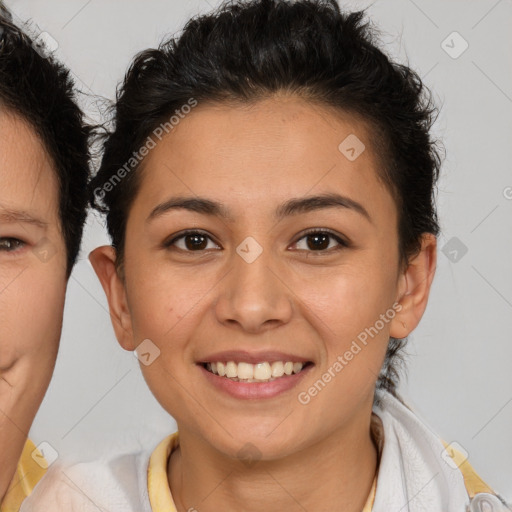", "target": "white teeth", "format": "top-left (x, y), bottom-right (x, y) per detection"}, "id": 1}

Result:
top-left (217, 361), bottom-right (226, 377)
top-left (205, 360), bottom-right (306, 382)
top-left (271, 361), bottom-right (284, 377)
top-left (254, 362), bottom-right (272, 380)
top-left (293, 362), bottom-right (303, 374)
top-left (225, 361), bottom-right (237, 378)
top-left (283, 362), bottom-right (294, 375)
top-left (237, 362), bottom-right (253, 380)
